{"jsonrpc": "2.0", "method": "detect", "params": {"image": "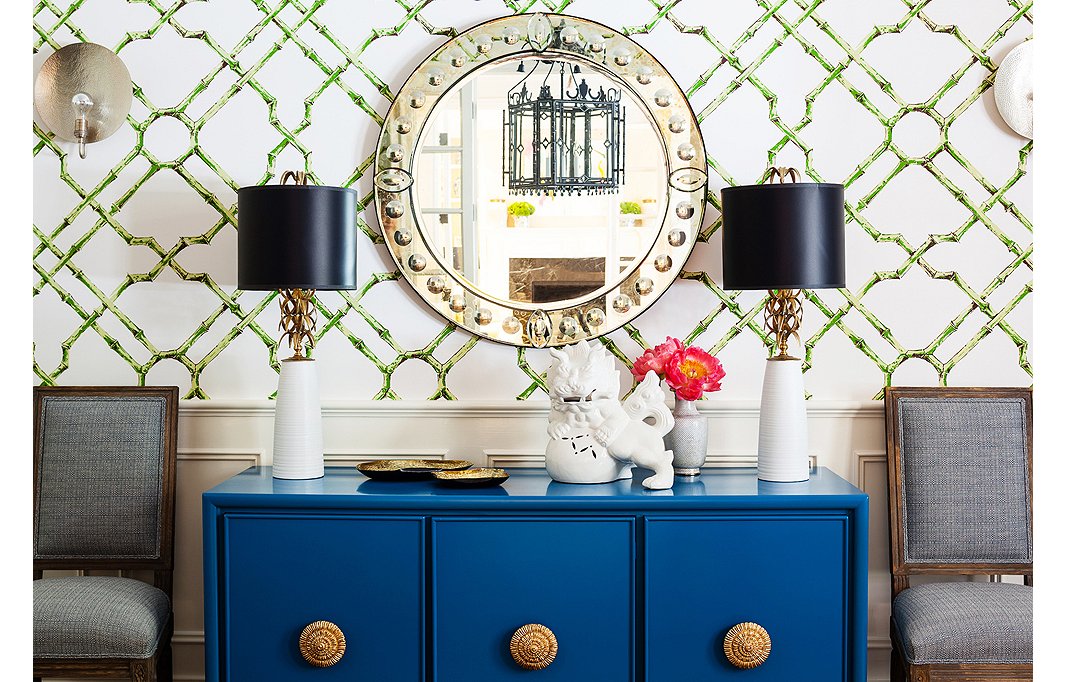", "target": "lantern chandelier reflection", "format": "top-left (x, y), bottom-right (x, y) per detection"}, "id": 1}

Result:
top-left (503, 58), bottom-right (626, 196)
